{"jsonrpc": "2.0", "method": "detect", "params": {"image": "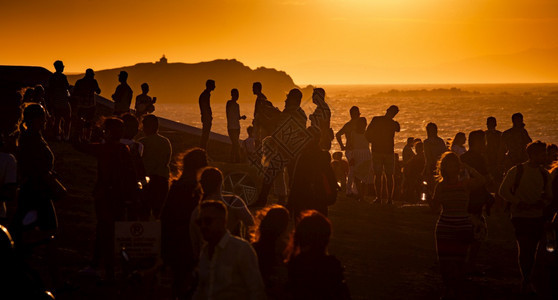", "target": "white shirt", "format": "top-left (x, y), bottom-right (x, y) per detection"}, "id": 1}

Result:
top-left (193, 232), bottom-right (265, 300)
